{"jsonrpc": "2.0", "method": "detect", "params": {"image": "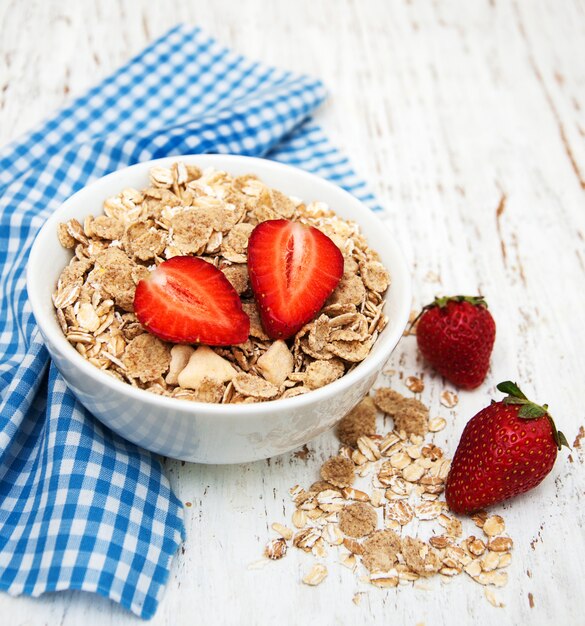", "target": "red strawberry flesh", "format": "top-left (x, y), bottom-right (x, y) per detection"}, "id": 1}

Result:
top-left (134, 256), bottom-right (250, 345)
top-left (248, 219), bottom-right (344, 339)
